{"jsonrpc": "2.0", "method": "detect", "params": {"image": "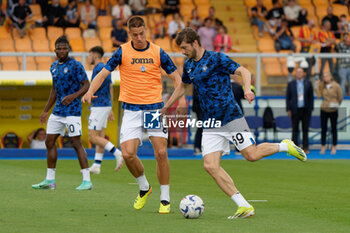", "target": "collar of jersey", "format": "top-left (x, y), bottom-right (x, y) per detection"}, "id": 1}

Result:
top-left (131, 41), bottom-right (150, 52)
top-left (194, 50), bottom-right (207, 63)
top-left (58, 57), bottom-right (71, 64)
